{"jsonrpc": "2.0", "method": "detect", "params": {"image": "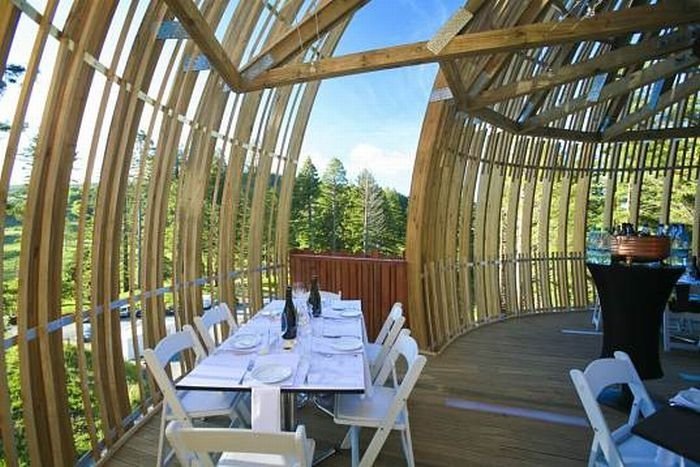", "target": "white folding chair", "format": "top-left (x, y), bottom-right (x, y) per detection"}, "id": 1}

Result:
top-left (366, 302), bottom-right (405, 380)
top-left (166, 421), bottom-right (315, 467)
top-left (570, 351), bottom-right (685, 467)
top-left (193, 302), bottom-right (238, 354)
top-left (144, 325), bottom-right (241, 466)
top-left (334, 332), bottom-right (426, 467)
